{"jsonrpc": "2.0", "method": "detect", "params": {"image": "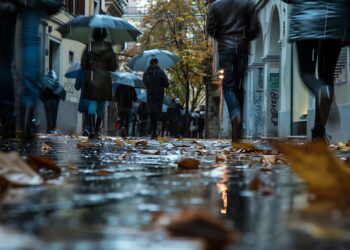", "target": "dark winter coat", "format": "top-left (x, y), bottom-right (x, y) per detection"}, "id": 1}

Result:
top-left (207, 0), bottom-right (261, 49)
top-left (115, 85), bottom-right (137, 112)
top-left (142, 65), bottom-right (169, 114)
top-left (282, 0), bottom-right (350, 44)
top-left (81, 41), bottom-right (117, 101)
